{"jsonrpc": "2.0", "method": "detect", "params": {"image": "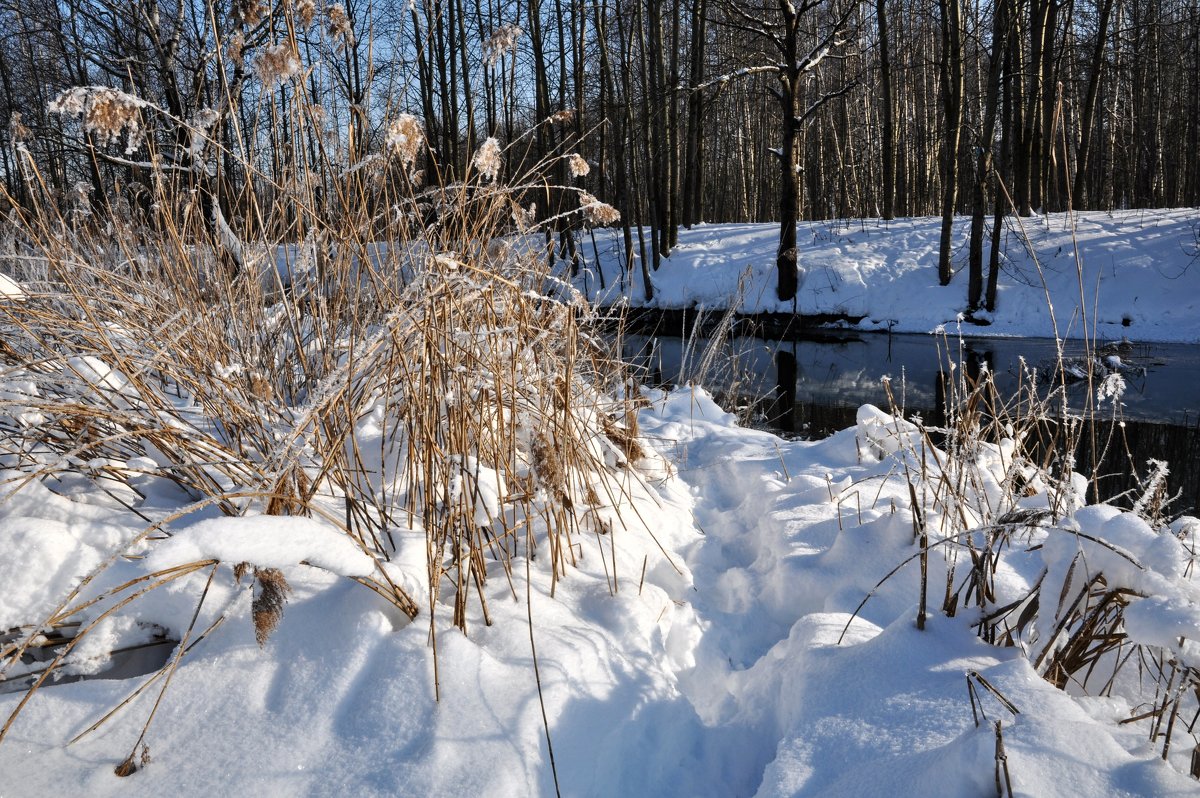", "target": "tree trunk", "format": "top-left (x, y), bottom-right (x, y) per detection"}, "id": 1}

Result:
top-left (682, 0), bottom-right (707, 227)
top-left (1072, 0), bottom-right (1115, 208)
top-left (968, 0), bottom-right (1011, 310)
top-left (877, 0), bottom-right (896, 220)
top-left (936, 0), bottom-right (964, 286)
top-left (775, 0), bottom-right (802, 303)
